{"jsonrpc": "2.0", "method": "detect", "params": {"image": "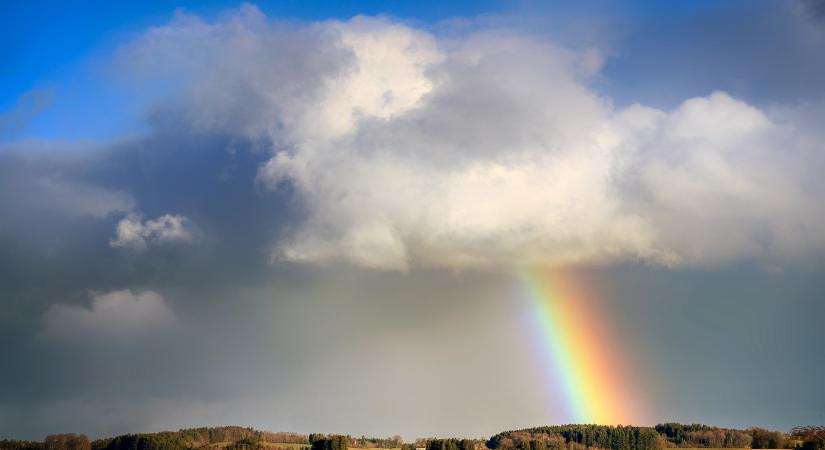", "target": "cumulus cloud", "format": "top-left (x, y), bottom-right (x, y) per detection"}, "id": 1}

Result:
top-left (41, 290), bottom-right (176, 341)
top-left (115, 7), bottom-right (825, 271)
top-left (110, 213), bottom-right (197, 250)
